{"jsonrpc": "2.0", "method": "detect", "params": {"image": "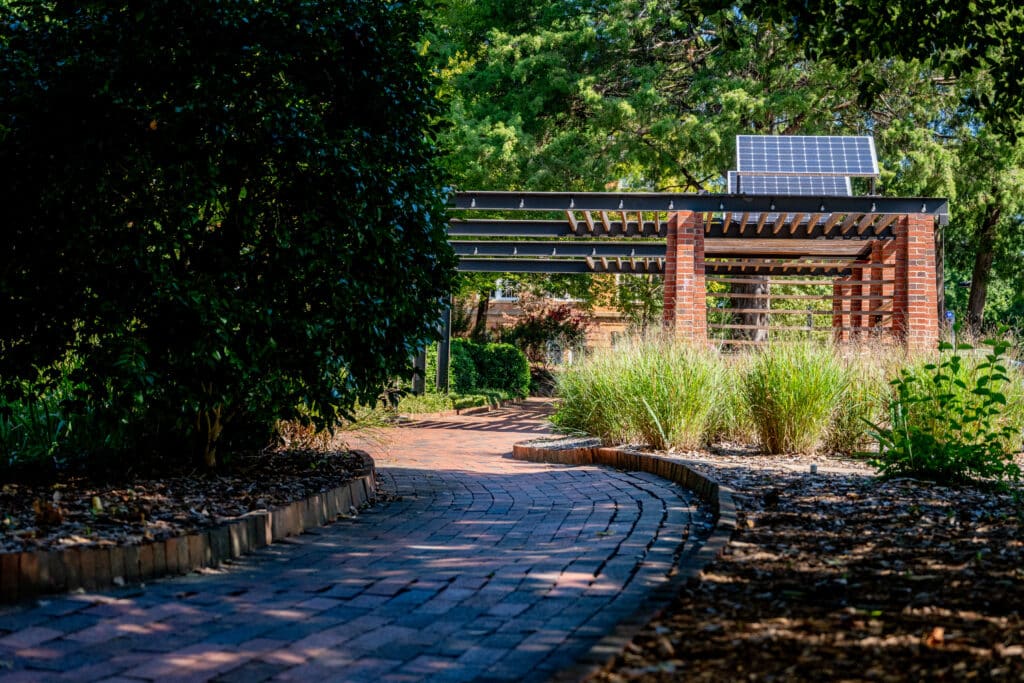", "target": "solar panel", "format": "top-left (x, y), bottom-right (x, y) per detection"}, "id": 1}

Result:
top-left (735, 135), bottom-right (879, 177)
top-left (727, 171), bottom-right (852, 196)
